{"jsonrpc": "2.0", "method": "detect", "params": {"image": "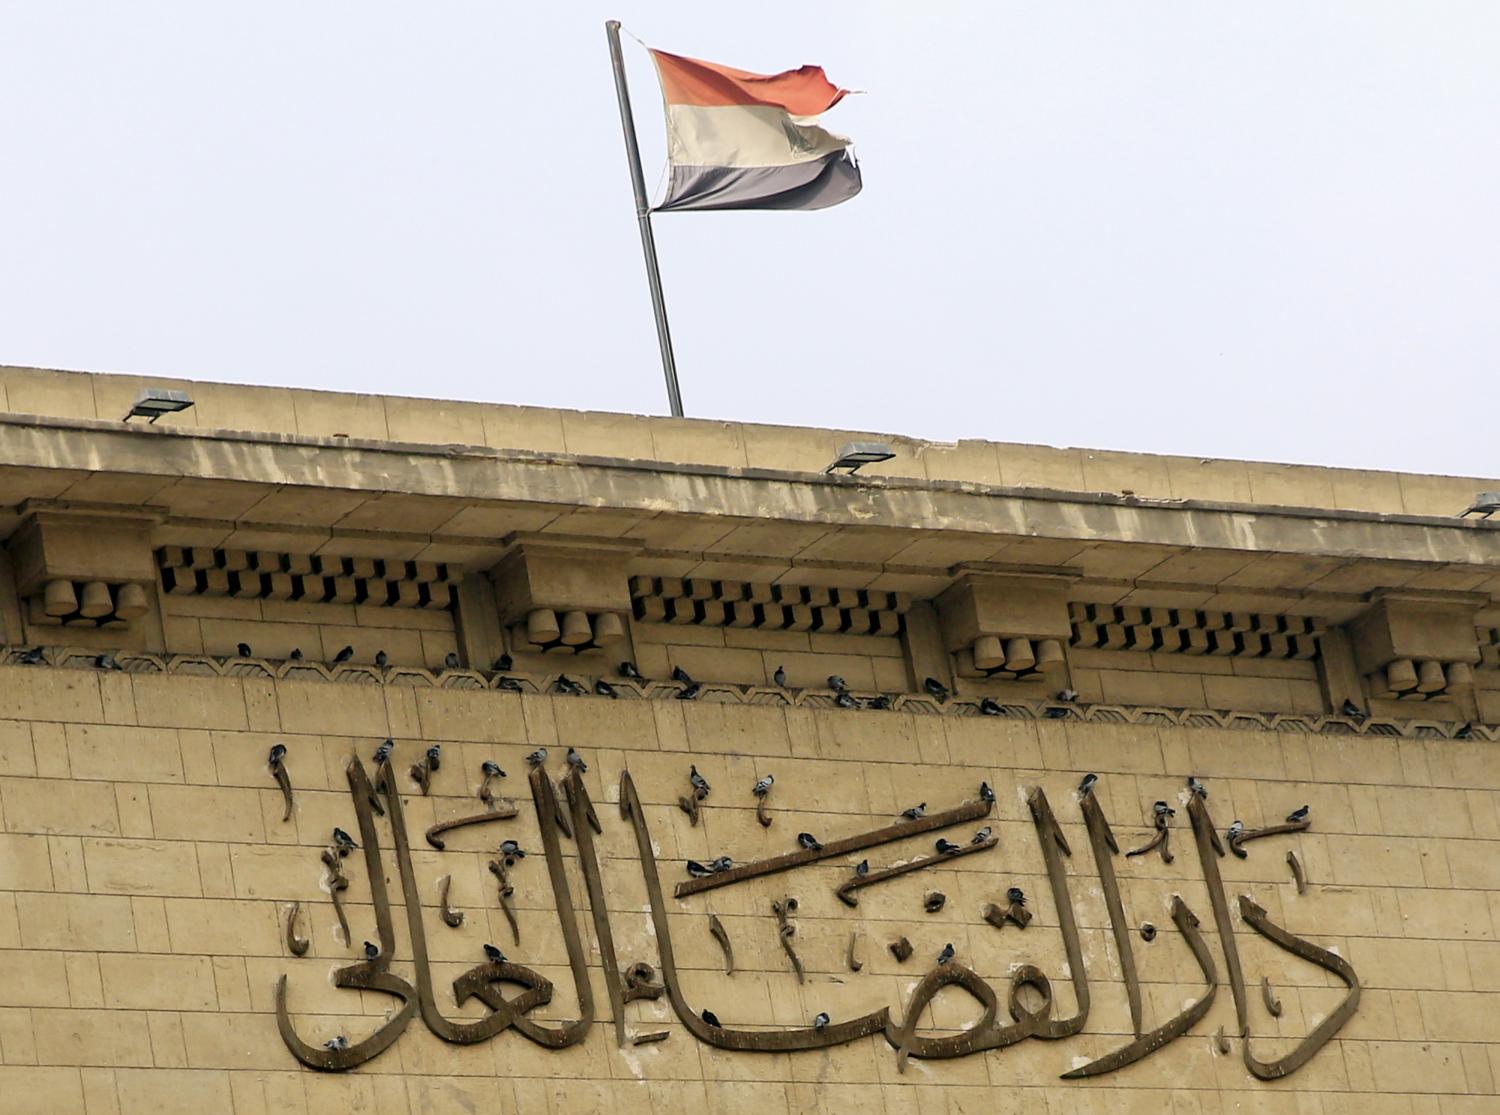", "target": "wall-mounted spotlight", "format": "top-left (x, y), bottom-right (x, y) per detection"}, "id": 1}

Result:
top-left (824, 441), bottom-right (895, 475)
top-left (123, 388), bottom-right (194, 424)
top-left (1458, 492), bottom-right (1500, 519)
